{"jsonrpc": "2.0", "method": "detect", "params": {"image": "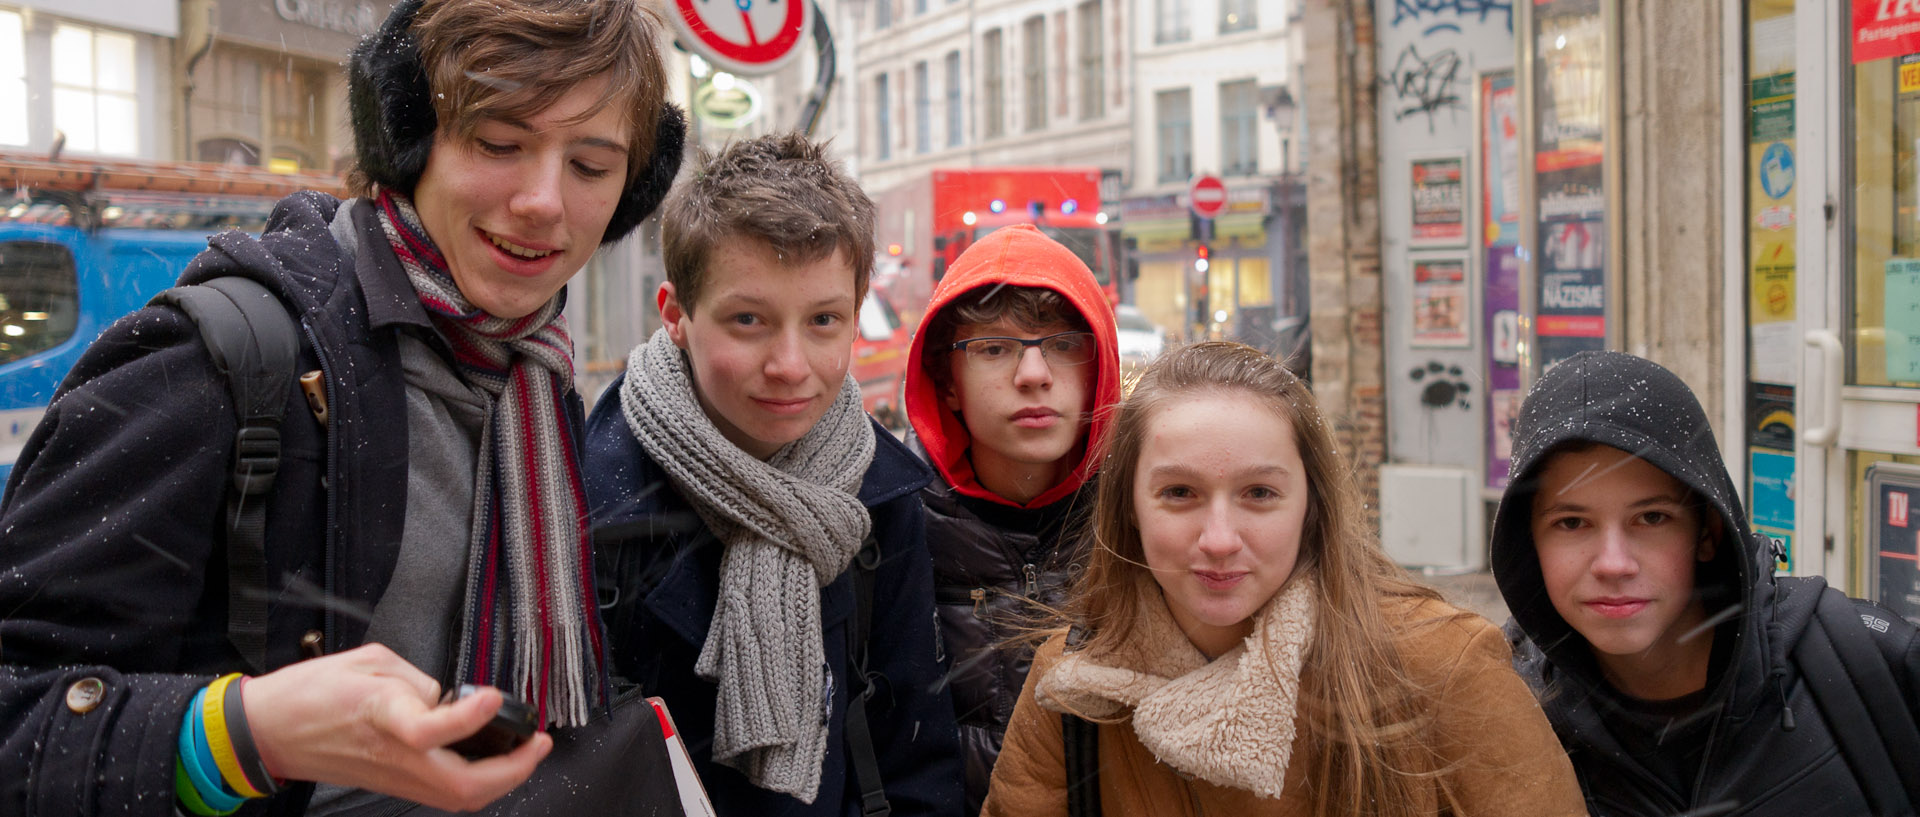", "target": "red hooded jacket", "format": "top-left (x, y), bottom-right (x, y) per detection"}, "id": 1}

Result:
top-left (904, 224), bottom-right (1122, 508)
